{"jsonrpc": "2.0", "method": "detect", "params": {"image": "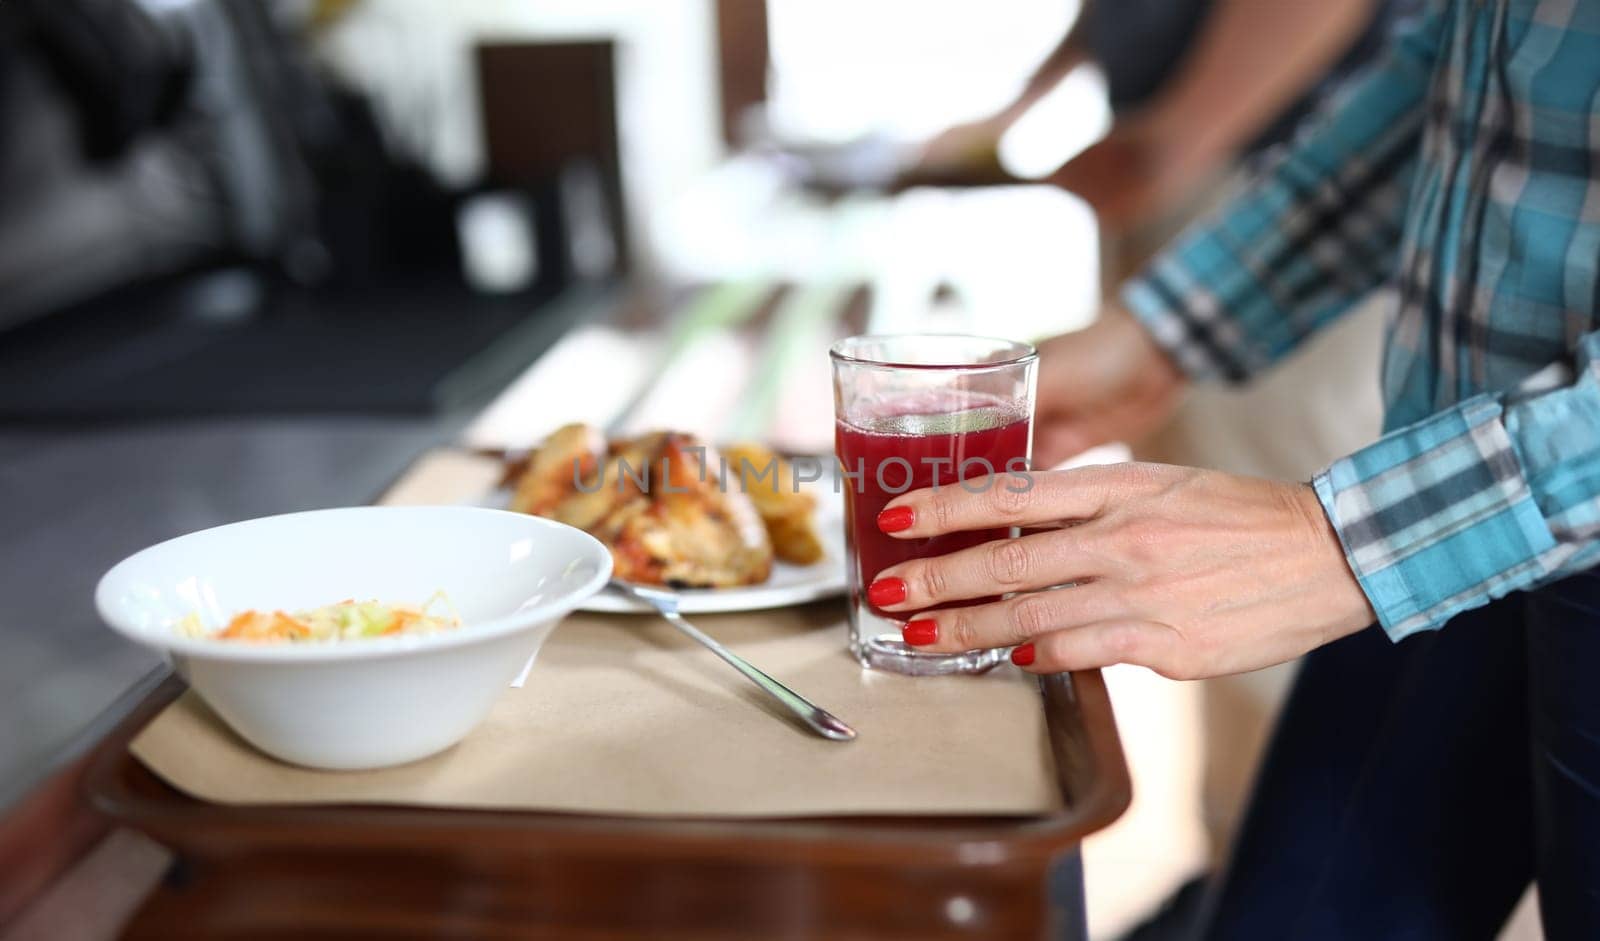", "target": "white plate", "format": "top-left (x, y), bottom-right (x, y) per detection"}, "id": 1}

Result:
top-left (479, 474), bottom-right (849, 614)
